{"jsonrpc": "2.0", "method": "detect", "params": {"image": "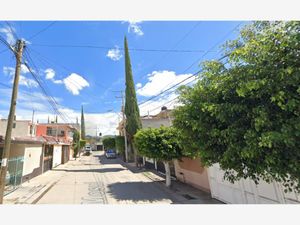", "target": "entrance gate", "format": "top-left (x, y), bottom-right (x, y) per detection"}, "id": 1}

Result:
top-left (4, 156), bottom-right (24, 196)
